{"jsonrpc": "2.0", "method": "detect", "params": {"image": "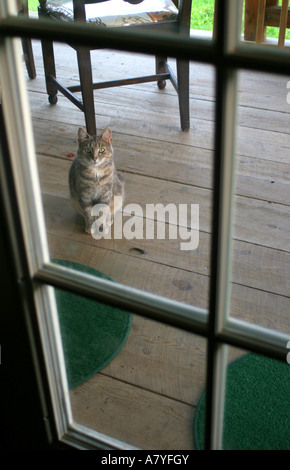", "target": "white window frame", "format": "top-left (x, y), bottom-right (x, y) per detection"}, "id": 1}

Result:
top-left (0, 0), bottom-right (289, 450)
